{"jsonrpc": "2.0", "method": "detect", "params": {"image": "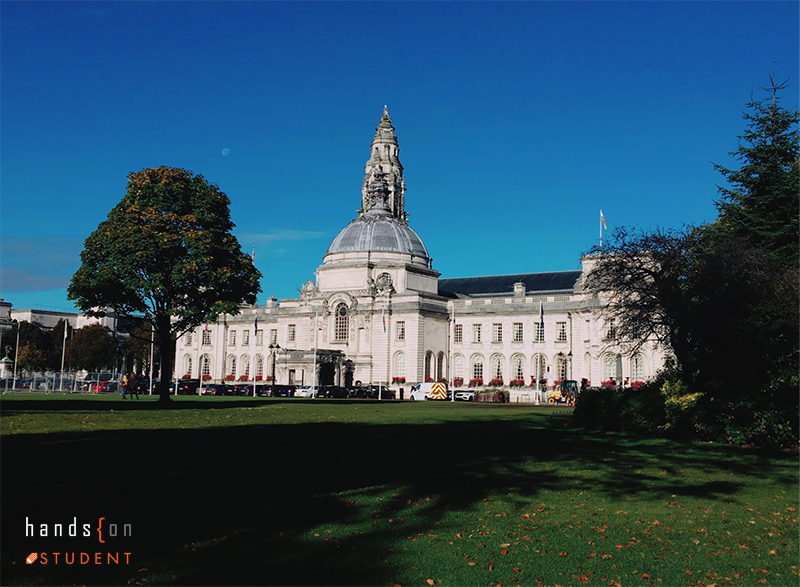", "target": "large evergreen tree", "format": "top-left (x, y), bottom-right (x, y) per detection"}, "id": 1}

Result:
top-left (68, 167), bottom-right (262, 401)
top-left (713, 75), bottom-right (799, 267)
